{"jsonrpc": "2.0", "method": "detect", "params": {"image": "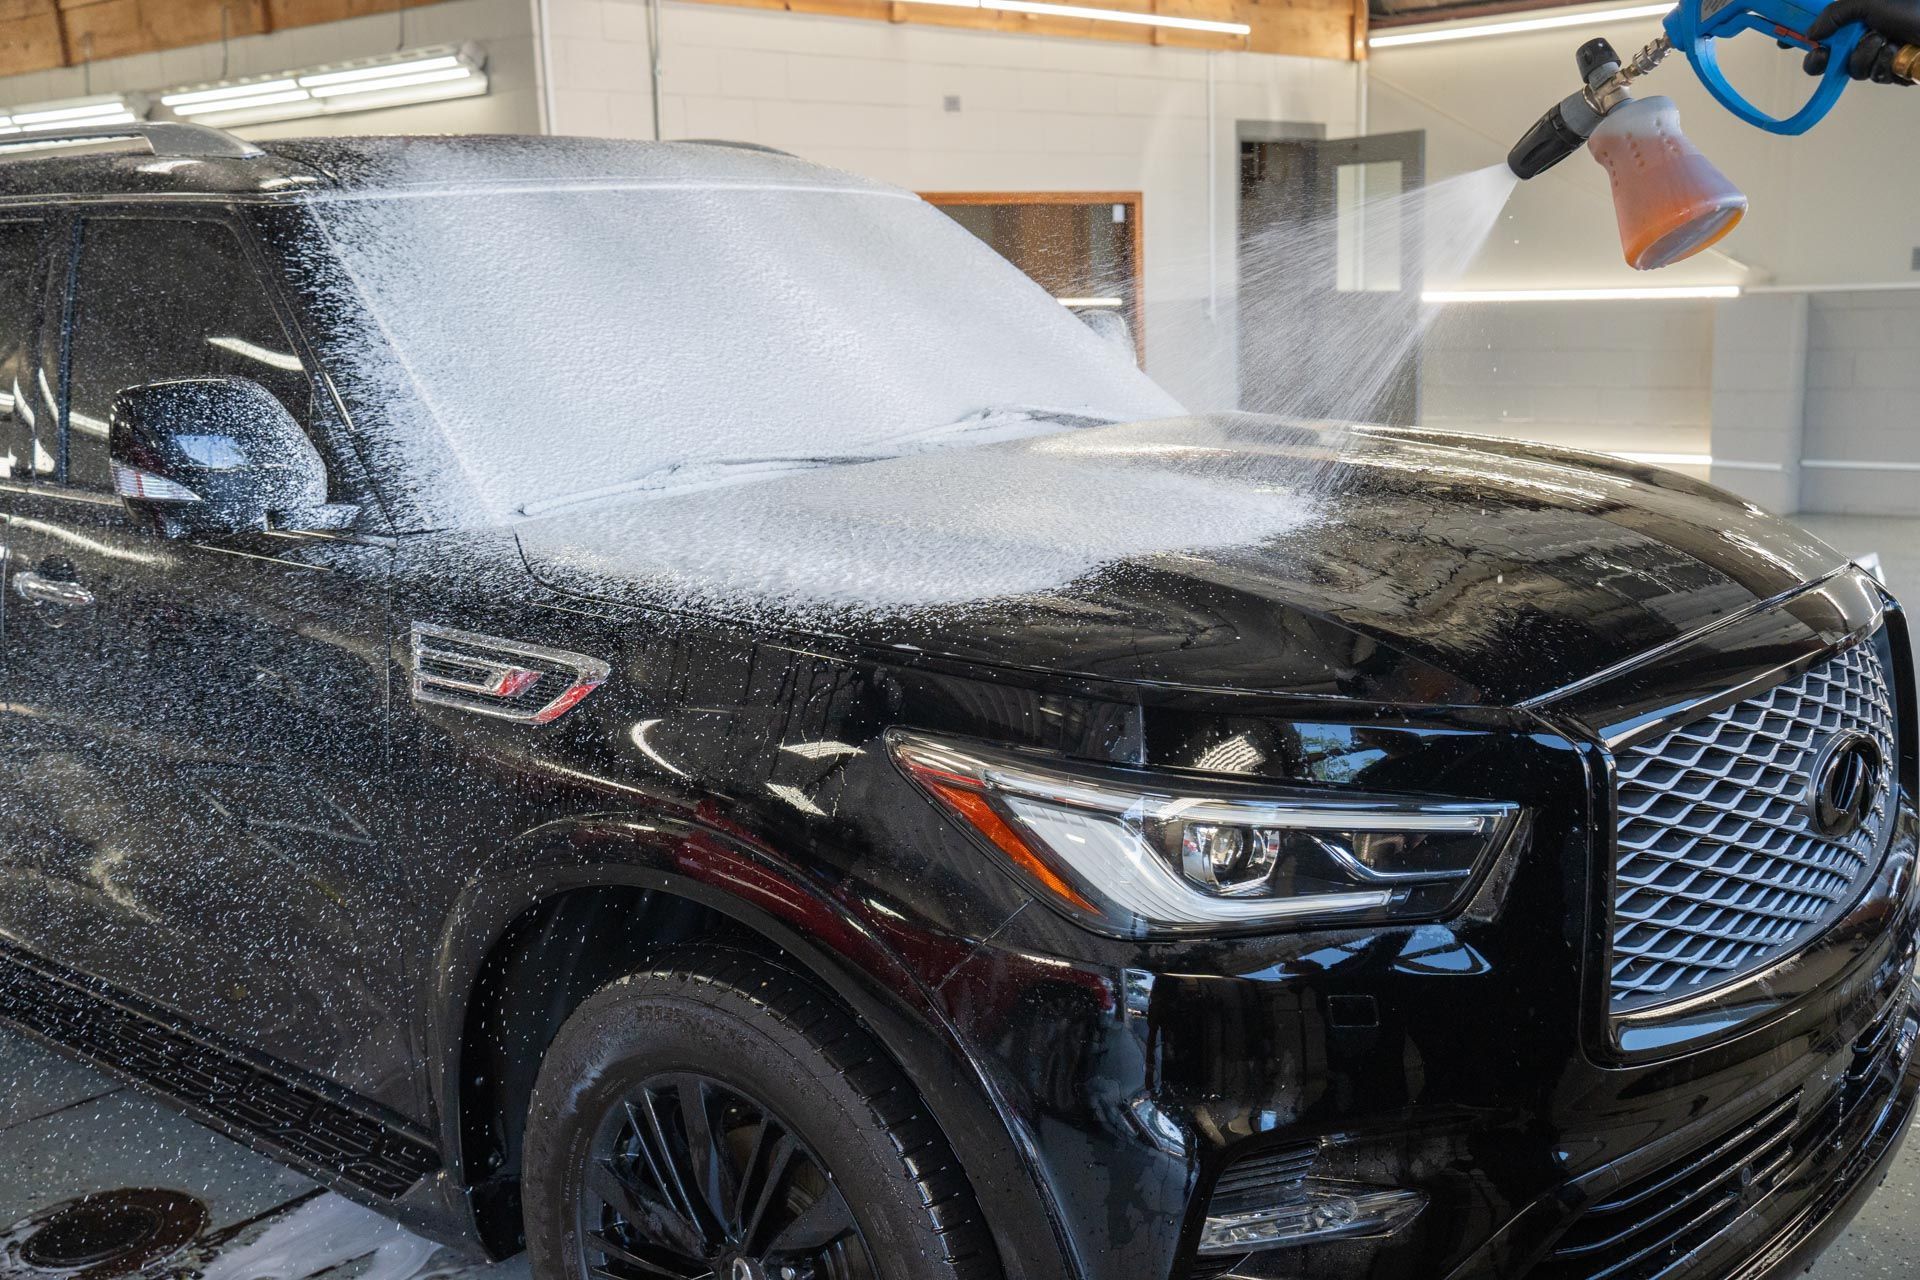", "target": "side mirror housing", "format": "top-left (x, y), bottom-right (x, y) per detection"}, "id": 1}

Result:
top-left (108, 377), bottom-right (355, 538)
top-left (1074, 306), bottom-right (1139, 367)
